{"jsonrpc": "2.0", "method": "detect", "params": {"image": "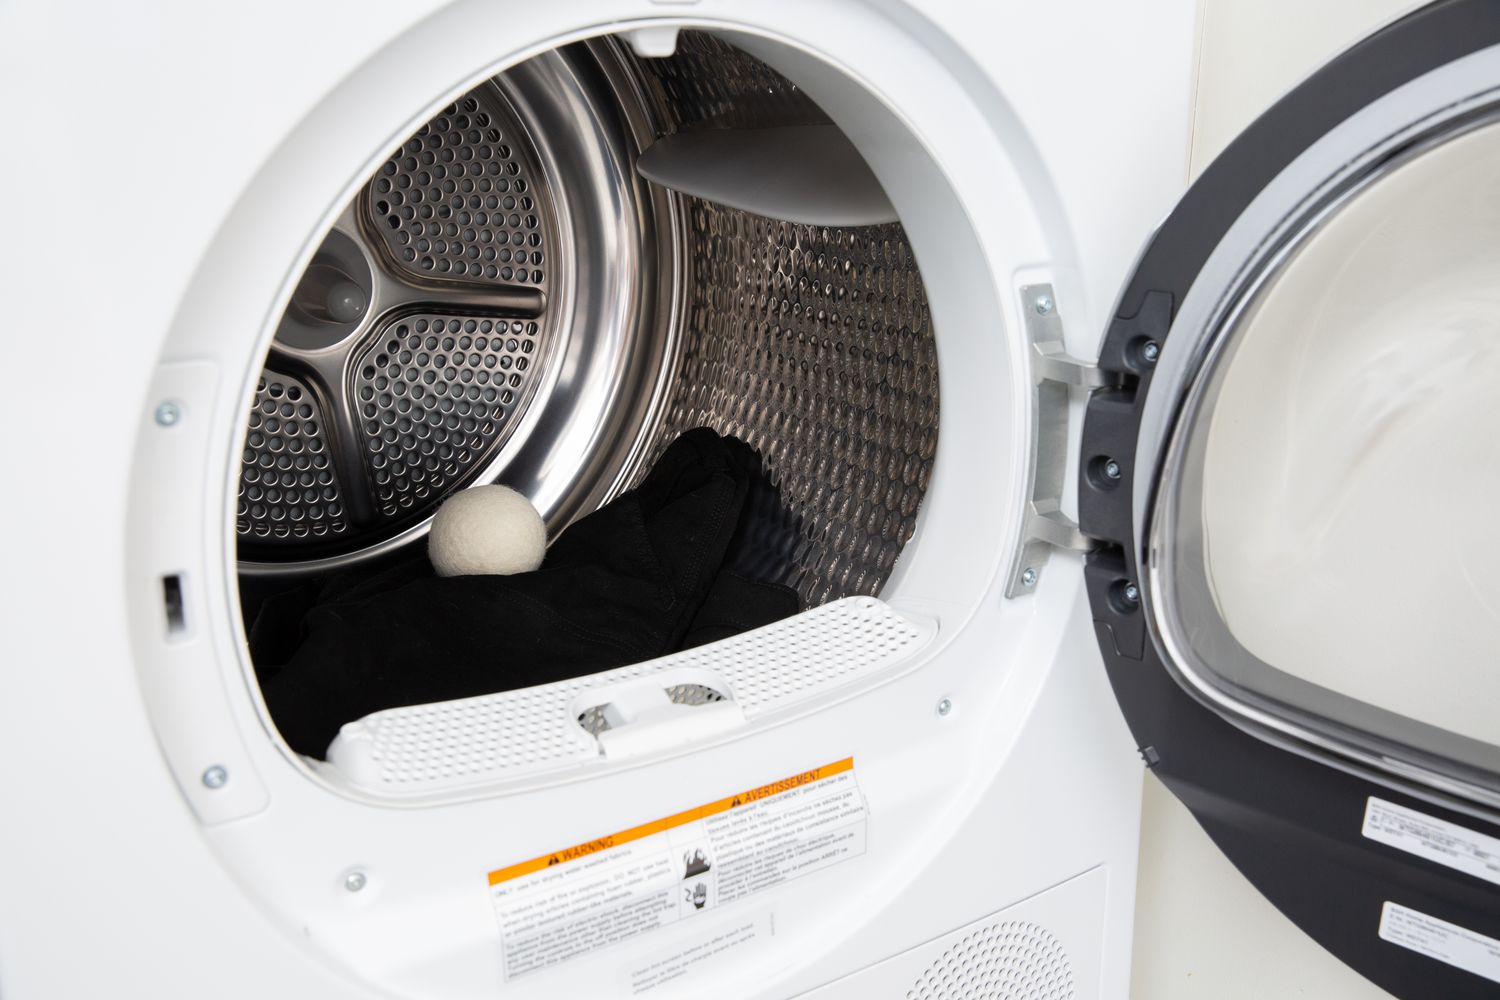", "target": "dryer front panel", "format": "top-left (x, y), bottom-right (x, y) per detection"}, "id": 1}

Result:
top-left (101, 2), bottom-right (1195, 998)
